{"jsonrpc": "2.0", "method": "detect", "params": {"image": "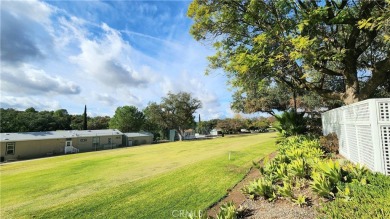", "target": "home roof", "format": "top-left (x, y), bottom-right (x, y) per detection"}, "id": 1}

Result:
top-left (0, 129), bottom-right (123, 142)
top-left (123, 132), bottom-right (153, 137)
